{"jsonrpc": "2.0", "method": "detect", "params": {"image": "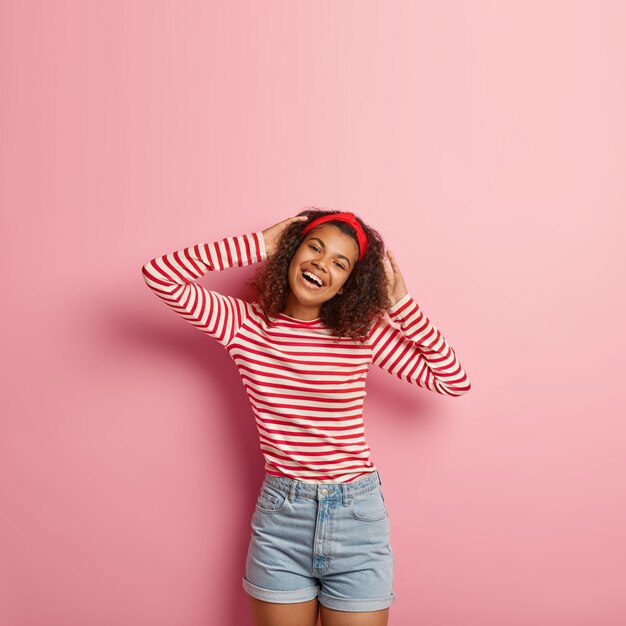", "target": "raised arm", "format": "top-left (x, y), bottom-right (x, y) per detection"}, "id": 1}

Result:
top-left (368, 293), bottom-right (471, 396)
top-left (141, 231), bottom-right (267, 347)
